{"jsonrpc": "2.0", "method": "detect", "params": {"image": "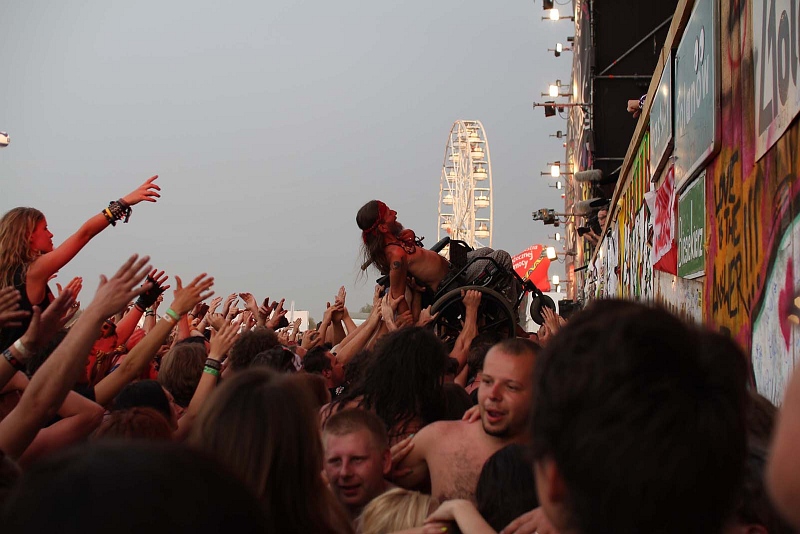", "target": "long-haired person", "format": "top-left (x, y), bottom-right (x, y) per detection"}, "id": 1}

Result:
top-left (0, 175), bottom-right (160, 350)
top-left (189, 368), bottom-right (353, 534)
